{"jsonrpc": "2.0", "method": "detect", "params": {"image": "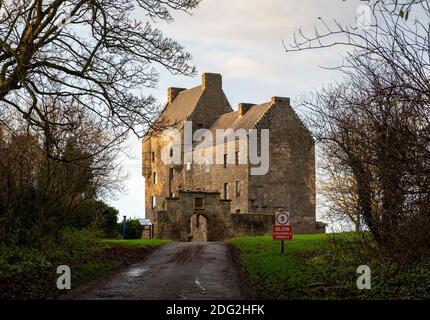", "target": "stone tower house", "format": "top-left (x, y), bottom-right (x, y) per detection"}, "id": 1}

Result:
top-left (142, 73), bottom-right (324, 241)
